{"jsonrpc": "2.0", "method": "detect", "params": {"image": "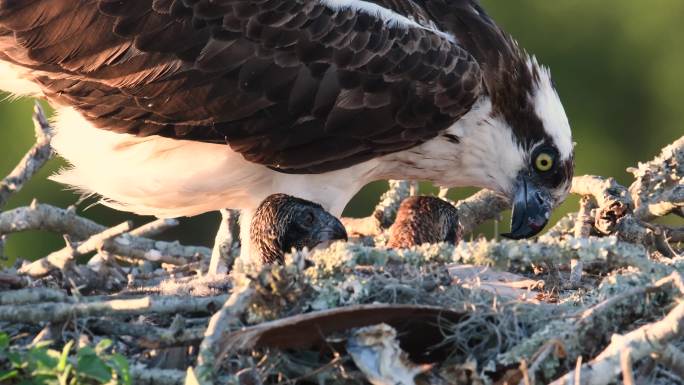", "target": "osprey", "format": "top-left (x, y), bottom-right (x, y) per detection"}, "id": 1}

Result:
top-left (0, 0), bottom-right (574, 258)
top-left (387, 196), bottom-right (461, 249)
top-left (251, 193), bottom-right (347, 264)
